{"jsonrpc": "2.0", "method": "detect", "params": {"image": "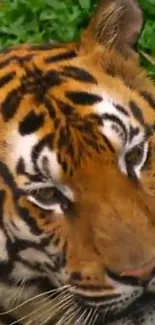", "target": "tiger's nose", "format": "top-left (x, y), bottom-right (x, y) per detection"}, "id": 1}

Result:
top-left (120, 258), bottom-right (155, 283)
